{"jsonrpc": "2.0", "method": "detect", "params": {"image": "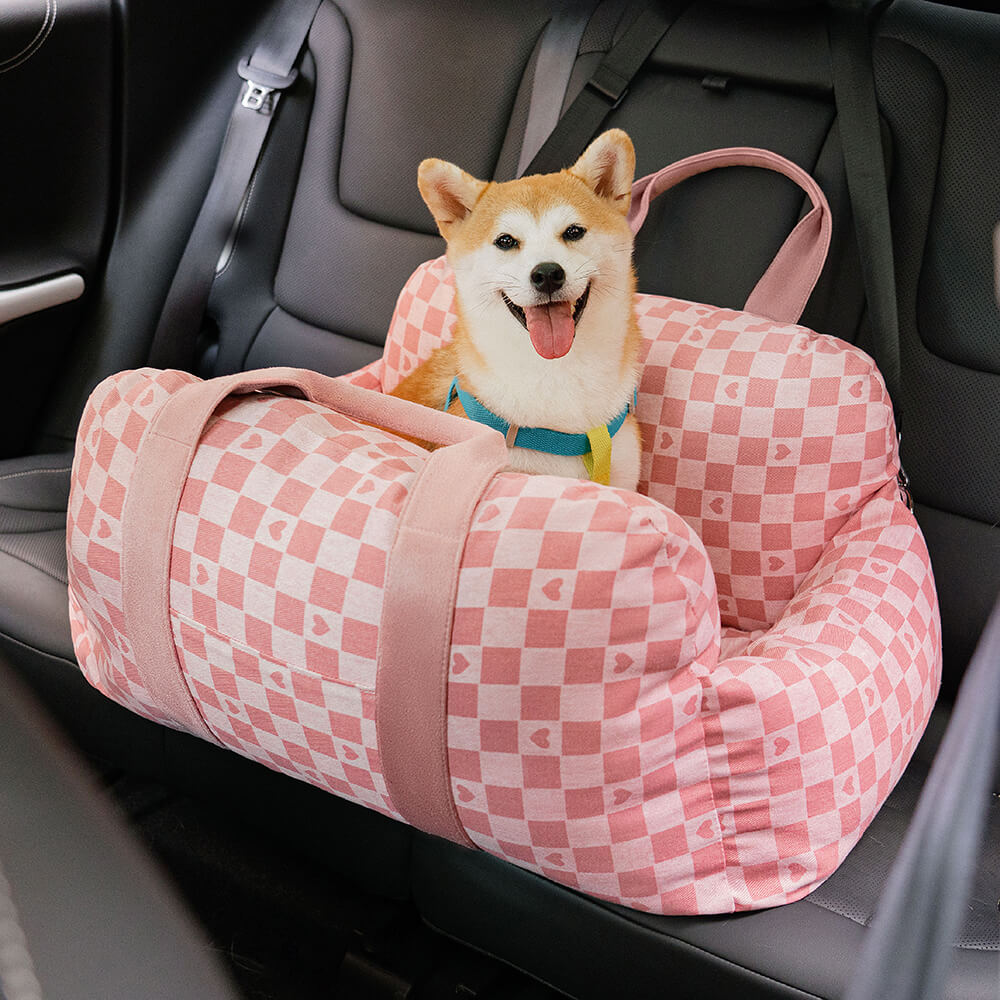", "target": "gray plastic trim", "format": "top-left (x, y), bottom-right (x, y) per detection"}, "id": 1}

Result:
top-left (0, 274), bottom-right (84, 325)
